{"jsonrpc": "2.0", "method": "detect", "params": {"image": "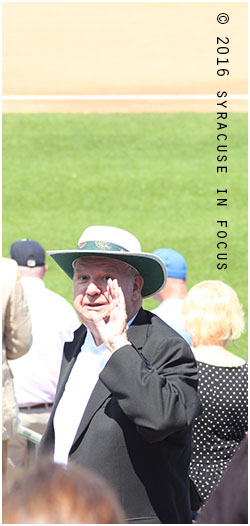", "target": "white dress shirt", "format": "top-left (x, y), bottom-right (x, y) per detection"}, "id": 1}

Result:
top-left (53, 314), bottom-right (137, 465)
top-left (10, 277), bottom-right (80, 406)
